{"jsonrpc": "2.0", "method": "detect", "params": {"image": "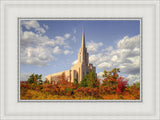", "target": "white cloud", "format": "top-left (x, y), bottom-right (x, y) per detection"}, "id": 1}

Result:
top-left (102, 46), bottom-right (113, 52)
top-left (21, 20), bottom-right (46, 34)
top-left (41, 41), bottom-right (55, 46)
top-left (54, 35), bottom-right (71, 47)
top-left (117, 35), bottom-right (140, 49)
top-left (53, 46), bottom-right (62, 54)
top-left (71, 36), bottom-right (76, 42)
top-left (89, 53), bottom-right (111, 67)
top-left (64, 33), bottom-right (71, 39)
top-left (133, 47), bottom-right (140, 53)
top-left (21, 46), bottom-right (54, 66)
top-left (20, 21), bottom-right (73, 66)
top-left (21, 20), bottom-right (39, 29)
top-left (64, 50), bottom-right (73, 55)
top-left (43, 24), bottom-right (48, 30)
top-left (20, 72), bottom-right (32, 81)
top-left (97, 62), bottom-right (112, 70)
top-left (87, 41), bottom-right (103, 53)
top-left (89, 55), bottom-right (98, 64)
top-left (72, 59), bottom-right (78, 65)
top-left (89, 35), bottom-right (140, 75)
top-left (111, 55), bottom-right (118, 62)
top-left (119, 56), bottom-right (140, 74)
top-left (20, 31), bottom-right (56, 66)
top-left (20, 32), bottom-right (72, 66)
top-left (54, 36), bottom-right (65, 45)
top-left (21, 31), bottom-right (54, 48)
top-left (127, 74), bottom-right (140, 85)
top-left (133, 79), bottom-right (140, 84)
top-left (97, 72), bottom-right (104, 77)
top-left (64, 45), bottom-right (71, 49)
